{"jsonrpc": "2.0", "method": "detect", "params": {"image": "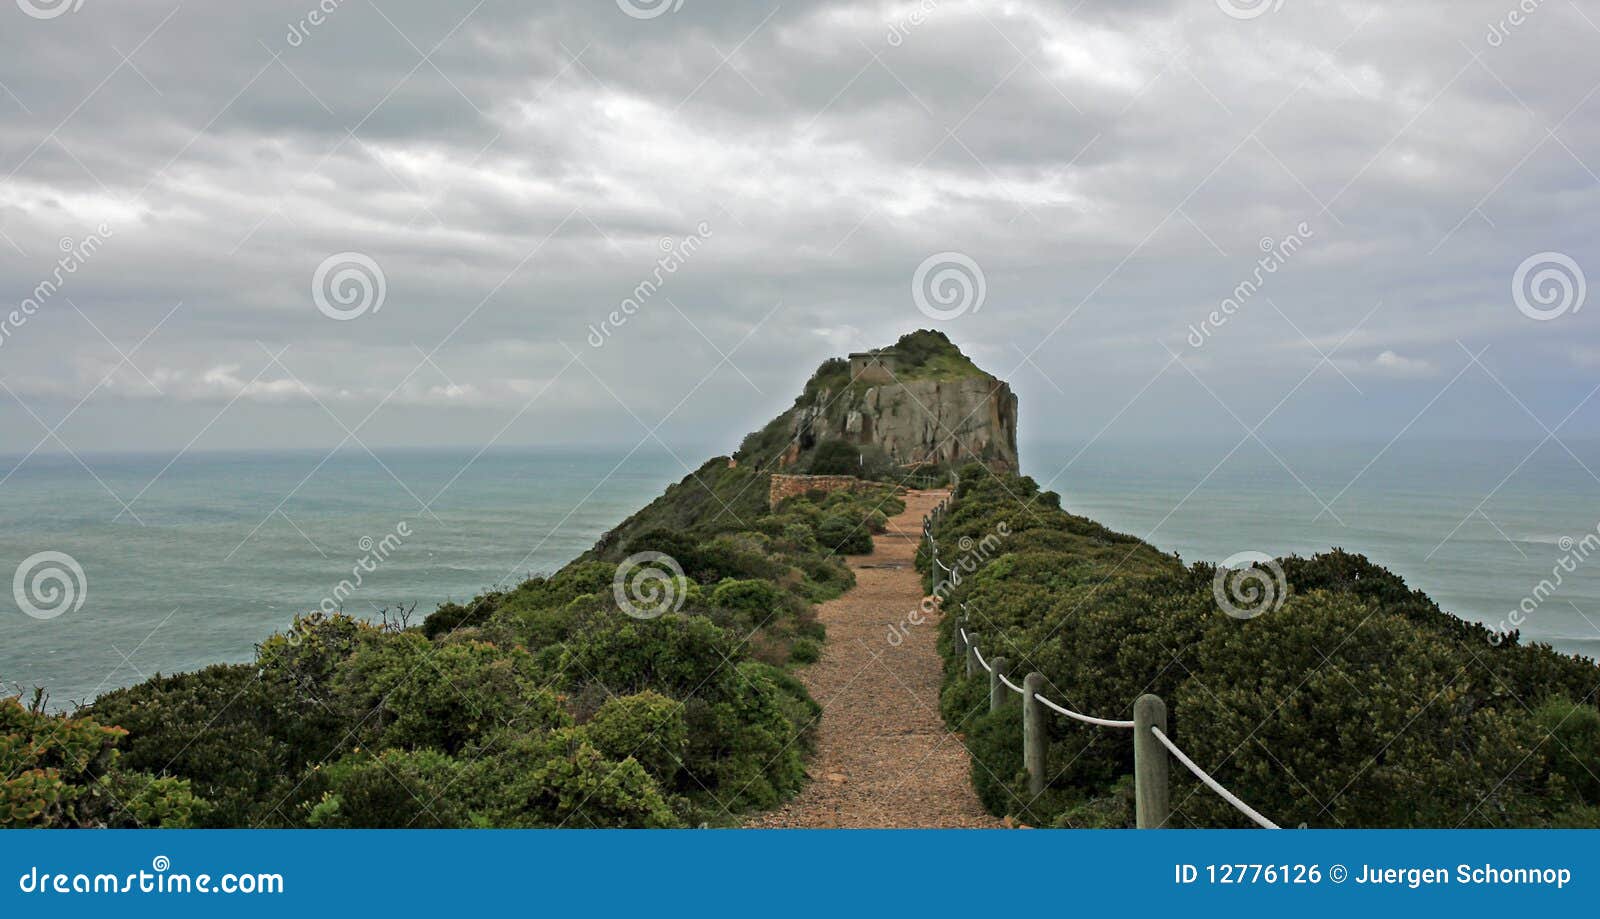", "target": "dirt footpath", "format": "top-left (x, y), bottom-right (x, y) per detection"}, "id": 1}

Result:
top-left (747, 490), bottom-right (1000, 828)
